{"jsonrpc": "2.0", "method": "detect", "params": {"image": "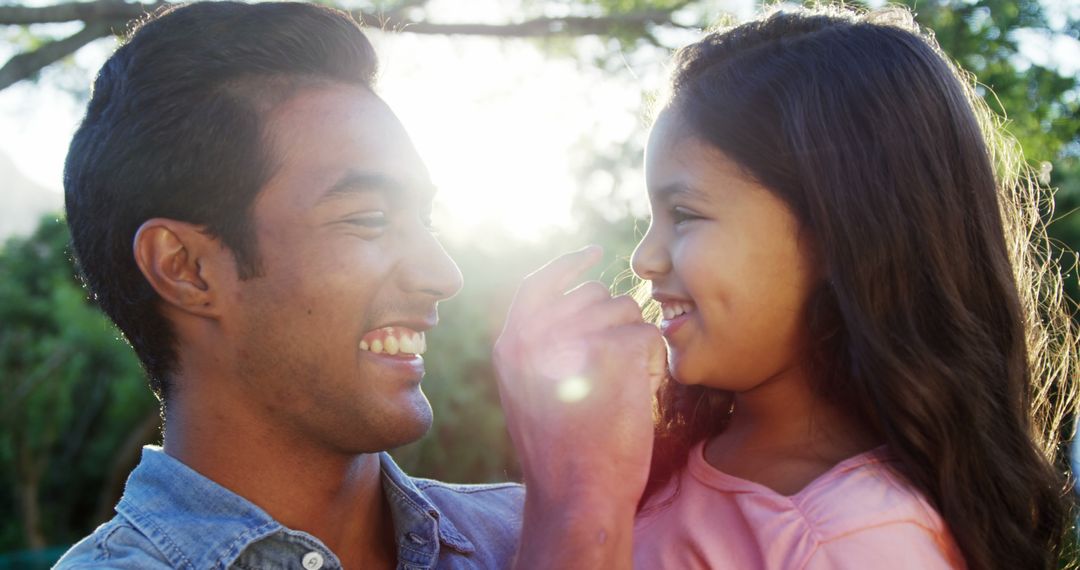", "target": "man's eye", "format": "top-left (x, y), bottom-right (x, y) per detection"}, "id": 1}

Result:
top-left (420, 207), bottom-right (440, 232)
top-left (671, 206), bottom-right (703, 224)
top-left (422, 216), bottom-right (439, 234)
top-left (344, 212), bottom-right (388, 228)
